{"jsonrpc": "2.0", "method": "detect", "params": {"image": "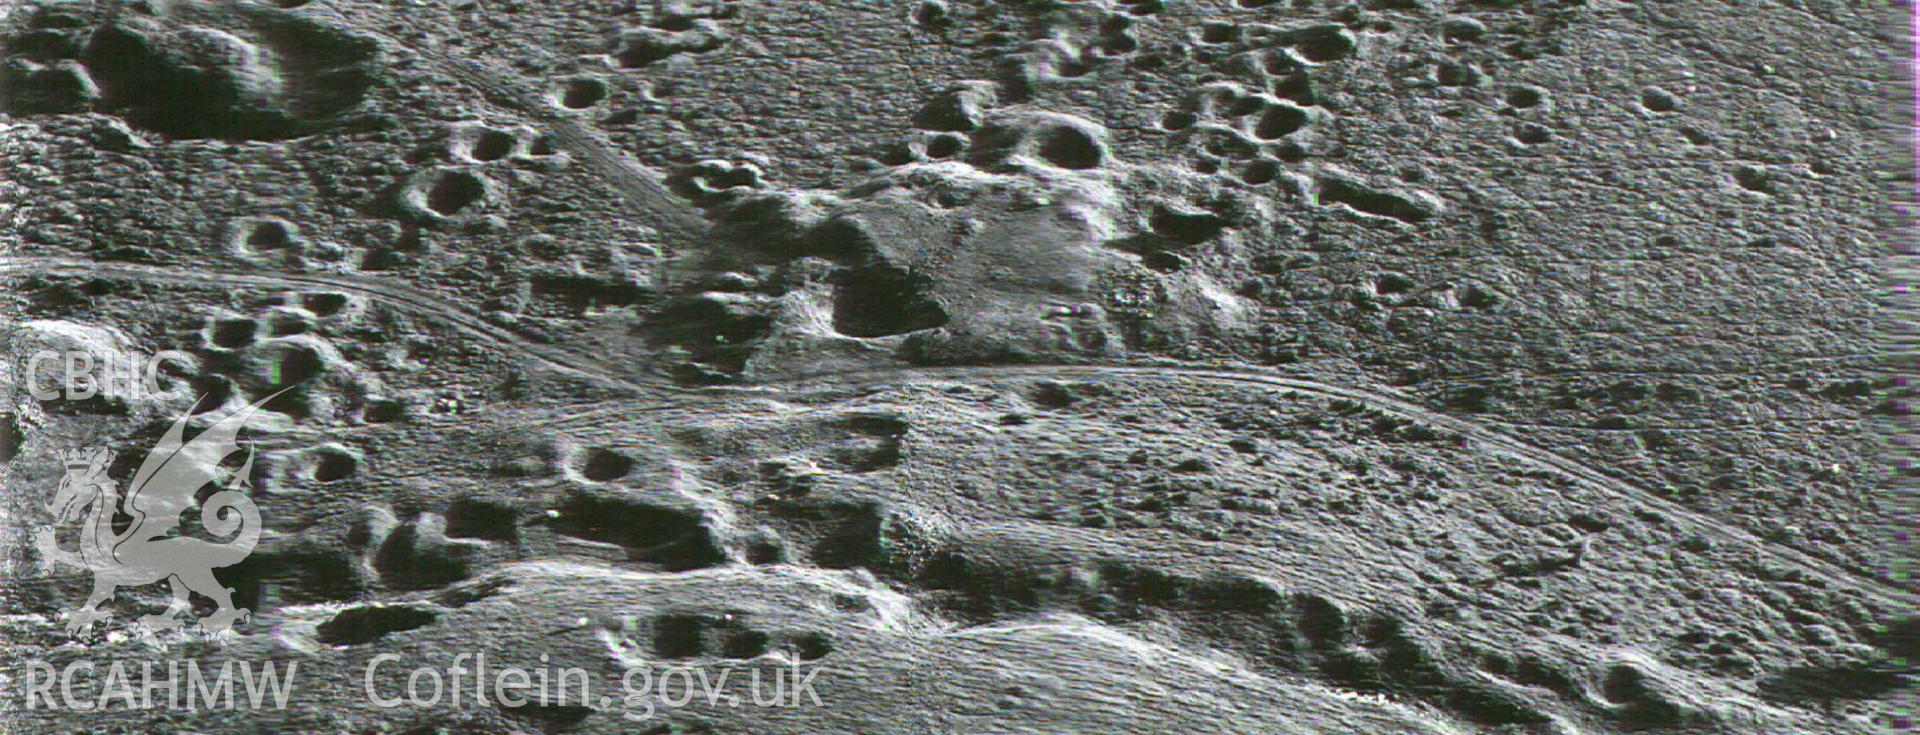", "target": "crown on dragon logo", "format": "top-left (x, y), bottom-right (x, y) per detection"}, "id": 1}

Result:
top-left (57, 447), bottom-right (111, 479)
